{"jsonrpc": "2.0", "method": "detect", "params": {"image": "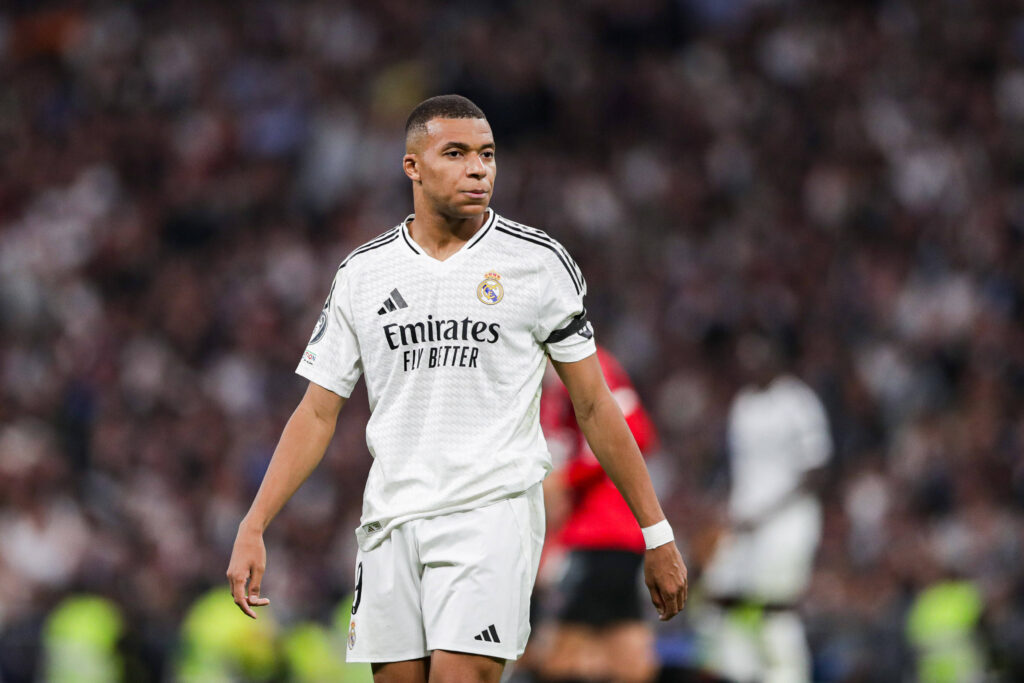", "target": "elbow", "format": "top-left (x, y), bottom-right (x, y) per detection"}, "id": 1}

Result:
top-left (572, 392), bottom-right (610, 425)
top-left (297, 398), bottom-right (338, 433)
